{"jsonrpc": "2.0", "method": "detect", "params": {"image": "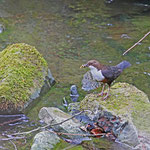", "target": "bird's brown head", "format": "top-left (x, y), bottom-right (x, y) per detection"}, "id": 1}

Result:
top-left (80, 60), bottom-right (100, 69)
